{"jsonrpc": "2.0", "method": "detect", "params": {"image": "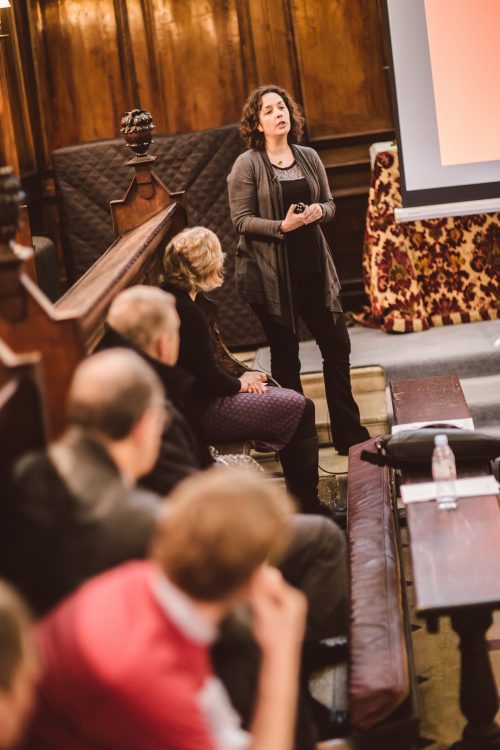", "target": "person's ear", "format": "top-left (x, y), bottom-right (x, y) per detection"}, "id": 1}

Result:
top-left (152, 334), bottom-right (164, 359)
top-left (257, 122), bottom-right (264, 132)
top-left (159, 333), bottom-right (176, 365)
